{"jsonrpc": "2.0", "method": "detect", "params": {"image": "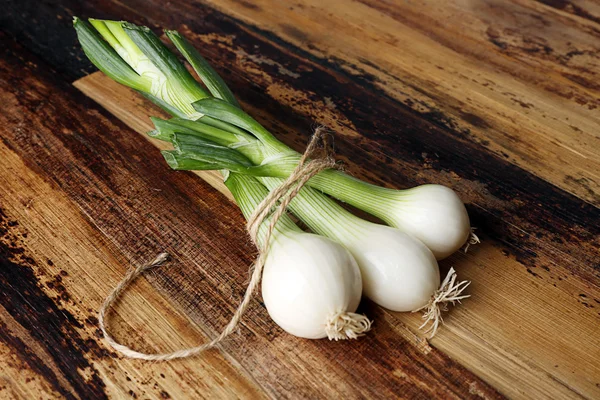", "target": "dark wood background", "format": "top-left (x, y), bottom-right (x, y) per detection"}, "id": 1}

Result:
top-left (1, 0), bottom-right (599, 399)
